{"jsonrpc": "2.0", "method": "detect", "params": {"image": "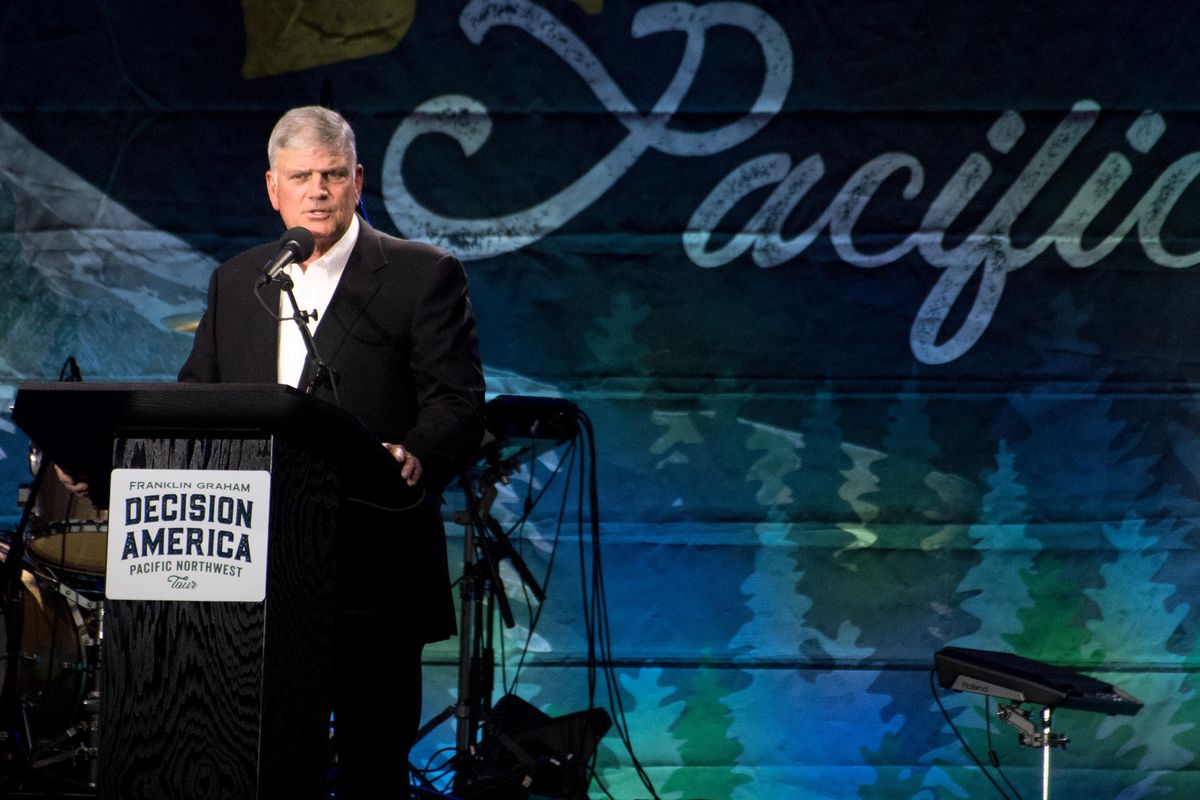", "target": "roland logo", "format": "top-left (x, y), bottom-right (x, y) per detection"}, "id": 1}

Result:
top-left (951, 675), bottom-right (1023, 702)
